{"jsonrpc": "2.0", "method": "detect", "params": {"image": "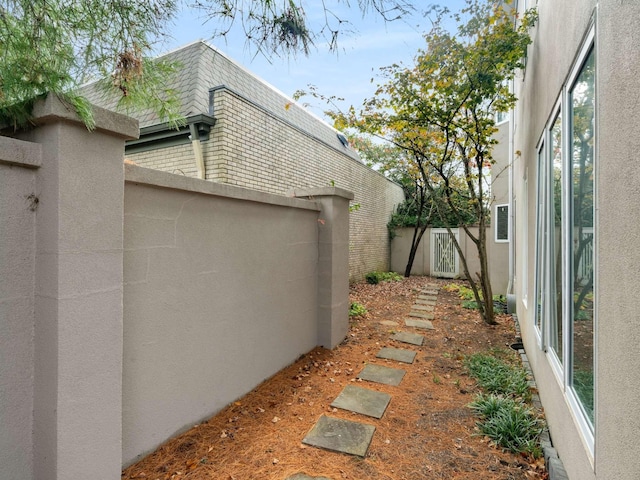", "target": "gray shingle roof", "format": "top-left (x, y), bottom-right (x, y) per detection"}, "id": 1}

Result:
top-left (83, 41), bottom-right (360, 160)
